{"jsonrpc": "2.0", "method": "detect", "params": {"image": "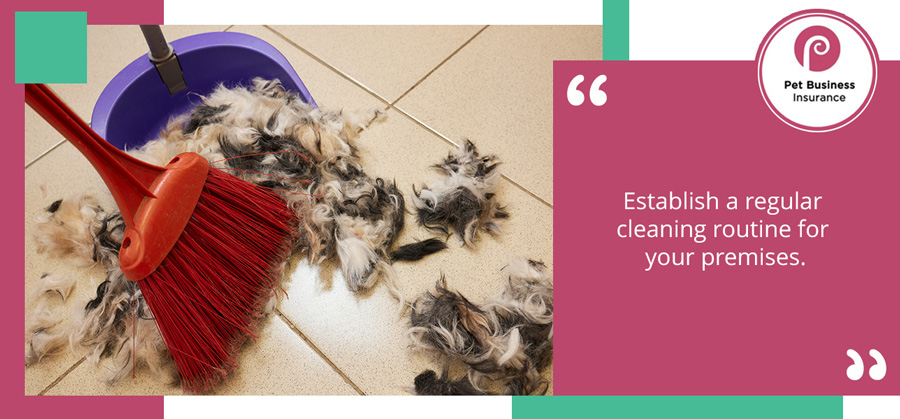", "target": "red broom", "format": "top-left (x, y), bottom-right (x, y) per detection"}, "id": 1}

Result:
top-left (25, 83), bottom-right (296, 393)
